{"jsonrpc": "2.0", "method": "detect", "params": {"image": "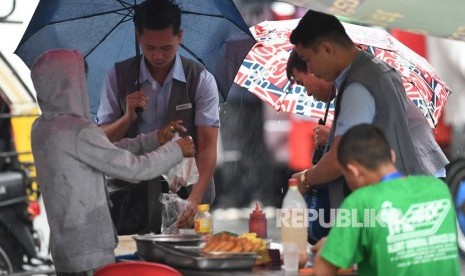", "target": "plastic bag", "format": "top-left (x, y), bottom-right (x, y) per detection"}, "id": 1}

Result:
top-left (162, 134), bottom-right (199, 193)
top-left (159, 193), bottom-right (190, 234)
